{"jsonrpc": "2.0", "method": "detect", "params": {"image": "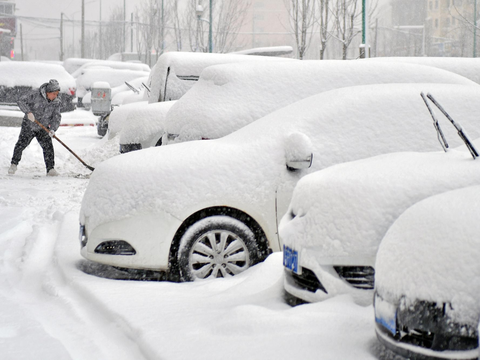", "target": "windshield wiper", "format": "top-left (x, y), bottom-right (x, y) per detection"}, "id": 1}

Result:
top-left (421, 92), bottom-right (478, 159)
top-left (420, 92), bottom-right (448, 152)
